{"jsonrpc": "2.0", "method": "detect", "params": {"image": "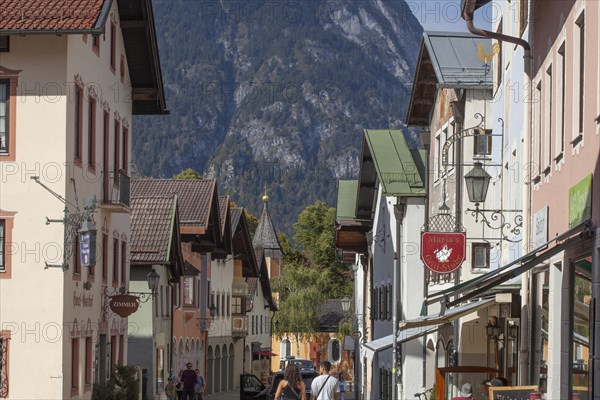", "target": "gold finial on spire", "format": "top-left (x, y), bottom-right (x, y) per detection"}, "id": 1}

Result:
top-left (262, 185), bottom-right (269, 203)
